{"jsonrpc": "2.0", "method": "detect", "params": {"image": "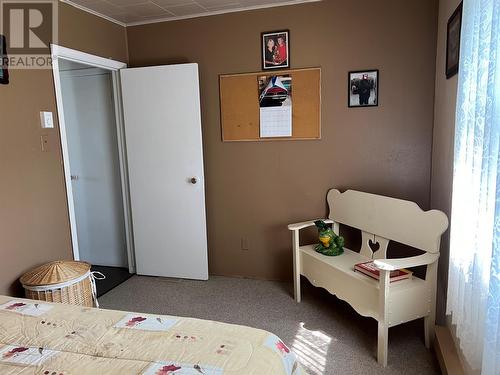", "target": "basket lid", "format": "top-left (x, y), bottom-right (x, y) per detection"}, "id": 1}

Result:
top-left (20, 260), bottom-right (91, 286)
